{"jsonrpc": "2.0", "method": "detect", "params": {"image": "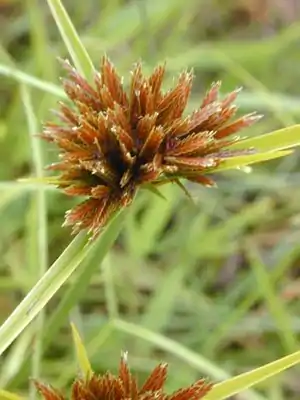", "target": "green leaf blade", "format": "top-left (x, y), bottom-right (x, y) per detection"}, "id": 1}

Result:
top-left (71, 323), bottom-right (93, 378)
top-left (228, 125), bottom-right (300, 152)
top-left (211, 150), bottom-right (292, 173)
top-left (0, 390), bottom-right (24, 400)
top-left (47, 0), bottom-right (94, 80)
top-left (205, 350), bottom-right (300, 400)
